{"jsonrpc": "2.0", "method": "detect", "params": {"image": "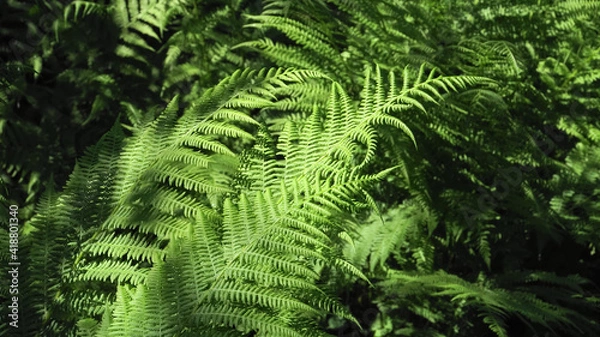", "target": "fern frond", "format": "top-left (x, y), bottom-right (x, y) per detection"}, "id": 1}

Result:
top-left (243, 14), bottom-right (344, 67)
top-left (380, 269), bottom-right (599, 337)
top-left (78, 260), bottom-right (148, 285)
top-left (112, 0), bottom-right (168, 48)
top-left (64, 1), bottom-right (108, 22)
top-left (84, 232), bottom-right (166, 264)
